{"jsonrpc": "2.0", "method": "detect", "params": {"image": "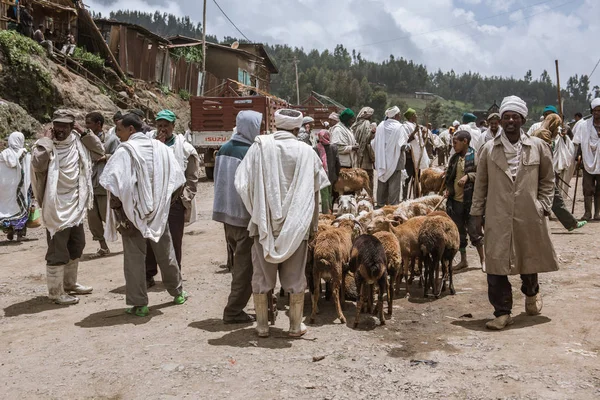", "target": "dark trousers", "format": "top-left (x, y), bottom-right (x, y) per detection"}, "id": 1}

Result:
top-left (487, 274), bottom-right (539, 317)
top-left (146, 199), bottom-right (185, 280)
top-left (446, 198), bottom-right (482, 250)
top-left (552, 185), bottom-right (578, 230)
top-left (582, 169), bottom-right (600, 196)
top-left (45, 224), bottom-right (86, 265)
top-left (223, 223), bottom-right (254, 319)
